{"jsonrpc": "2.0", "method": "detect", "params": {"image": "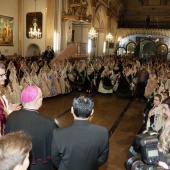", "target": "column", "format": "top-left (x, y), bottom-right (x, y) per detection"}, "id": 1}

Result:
top-left (18, 0), bottom-right (23, 55)
top-left (45, 0), bottom-right (55, 48)
top-left (91, 0), bottom-right (96, 27)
